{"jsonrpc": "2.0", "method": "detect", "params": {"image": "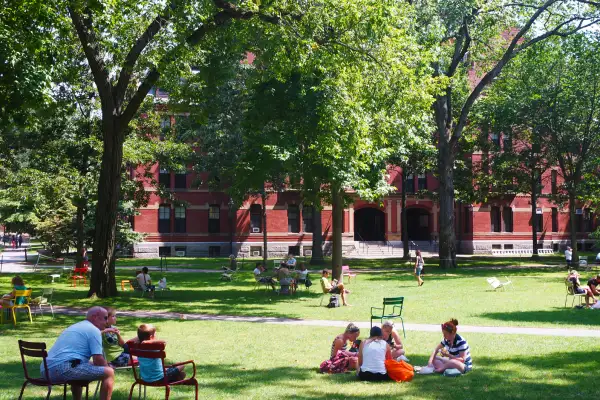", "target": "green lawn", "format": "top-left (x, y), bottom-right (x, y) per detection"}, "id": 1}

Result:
top-left (2, 266), bottom-right (599, 330)
top-left (0, 316), bottom-right (598, 400)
